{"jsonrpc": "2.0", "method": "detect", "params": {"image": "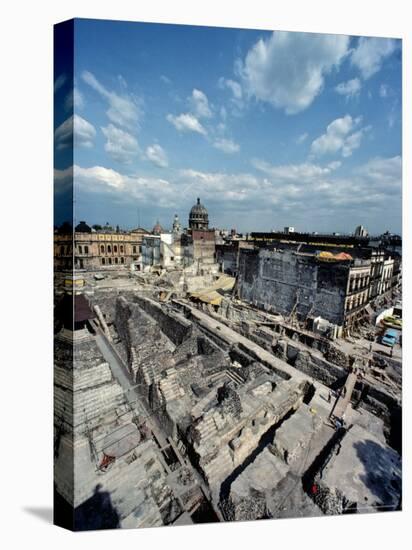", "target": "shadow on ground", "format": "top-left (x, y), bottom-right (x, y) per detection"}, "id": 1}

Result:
top-left (23, 507), bottom-right (53, 524)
